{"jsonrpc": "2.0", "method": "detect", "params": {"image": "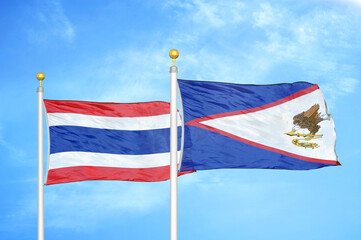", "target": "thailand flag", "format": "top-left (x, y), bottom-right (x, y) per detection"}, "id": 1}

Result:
top-left (178, 79), bottom-right (340, 172)
top-left (44, 100), bottom-right (189, 185)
